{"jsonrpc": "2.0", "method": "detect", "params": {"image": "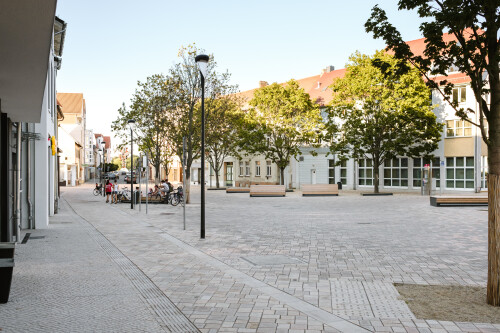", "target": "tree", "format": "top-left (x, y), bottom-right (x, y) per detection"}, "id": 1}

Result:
top-left (326, 51), bottom-right (442, 193)
top-left (365, 0), bottom-right (500, 305)
top-left (112, 74), bottom-right (174, 185)
top-left (169, 45), bottom-right (239, 200)
top-left (204, 69), bottom-right (242, 188)
top-left (103, 163), bottom-right (119, 172)
top-left (240, 80), bottom-right (322, 185)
